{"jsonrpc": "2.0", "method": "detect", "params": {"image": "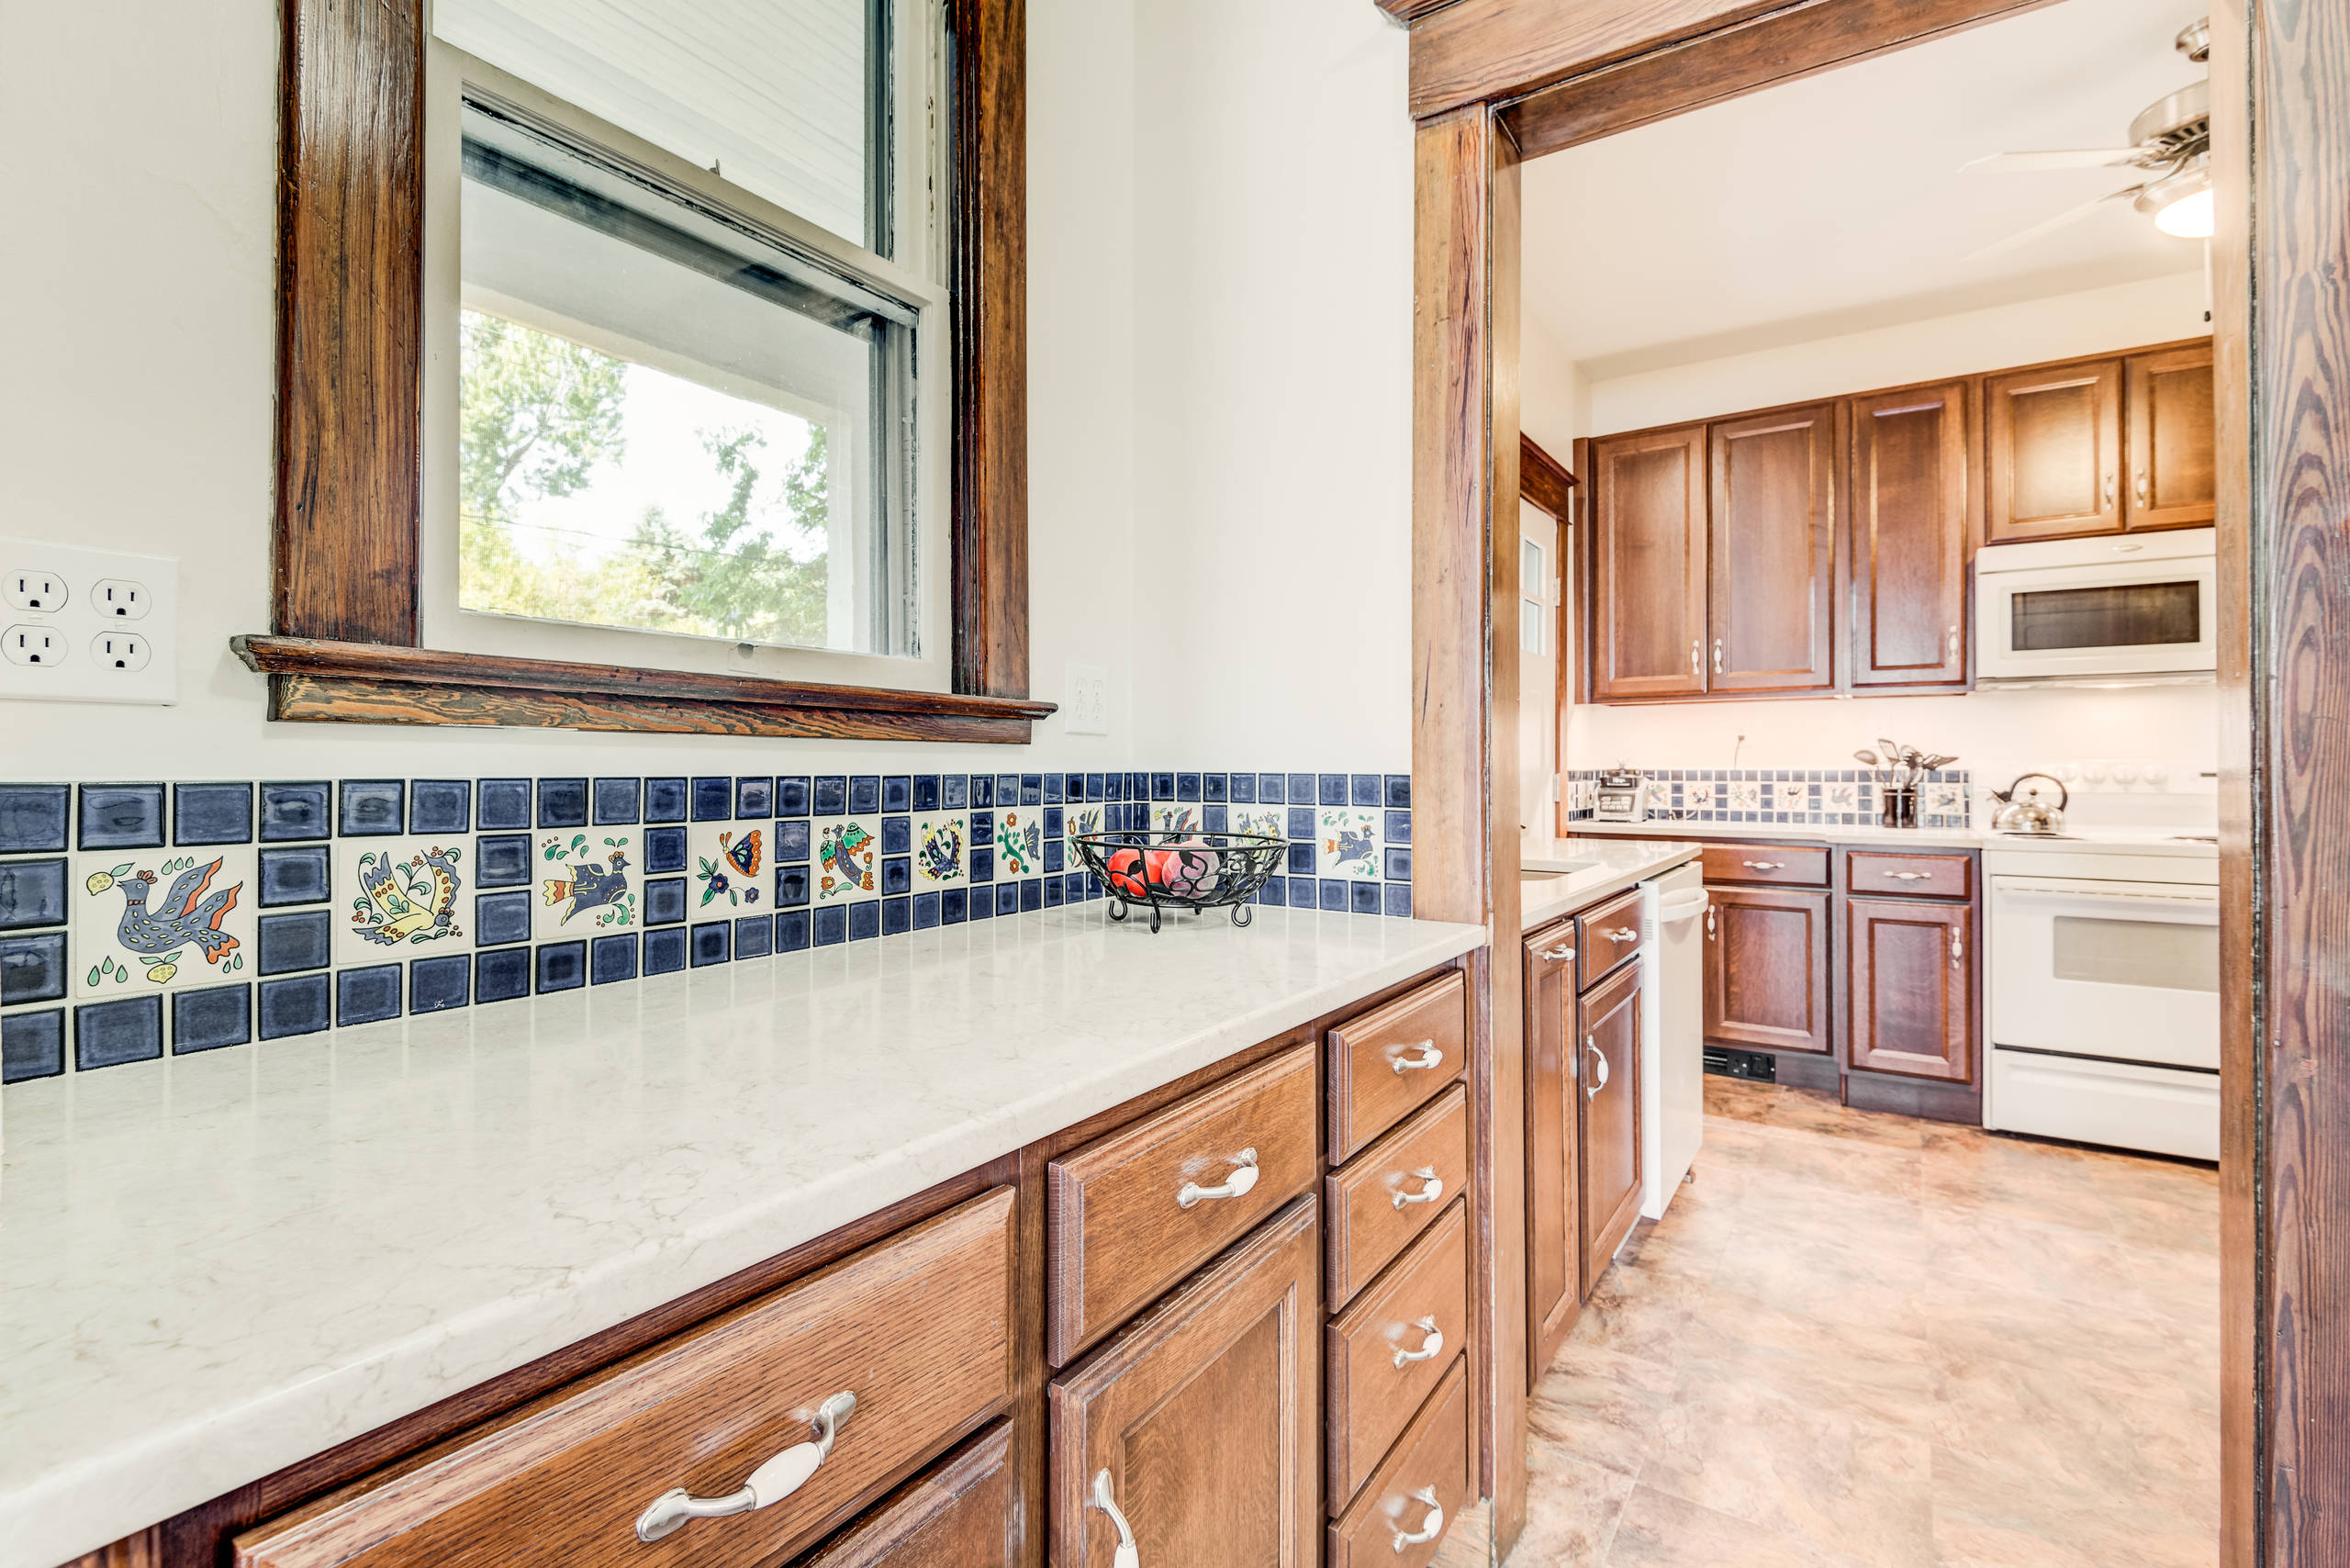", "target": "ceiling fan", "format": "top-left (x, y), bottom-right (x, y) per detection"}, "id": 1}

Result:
top-left (1964, 17), bottom-right (2212, 251)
